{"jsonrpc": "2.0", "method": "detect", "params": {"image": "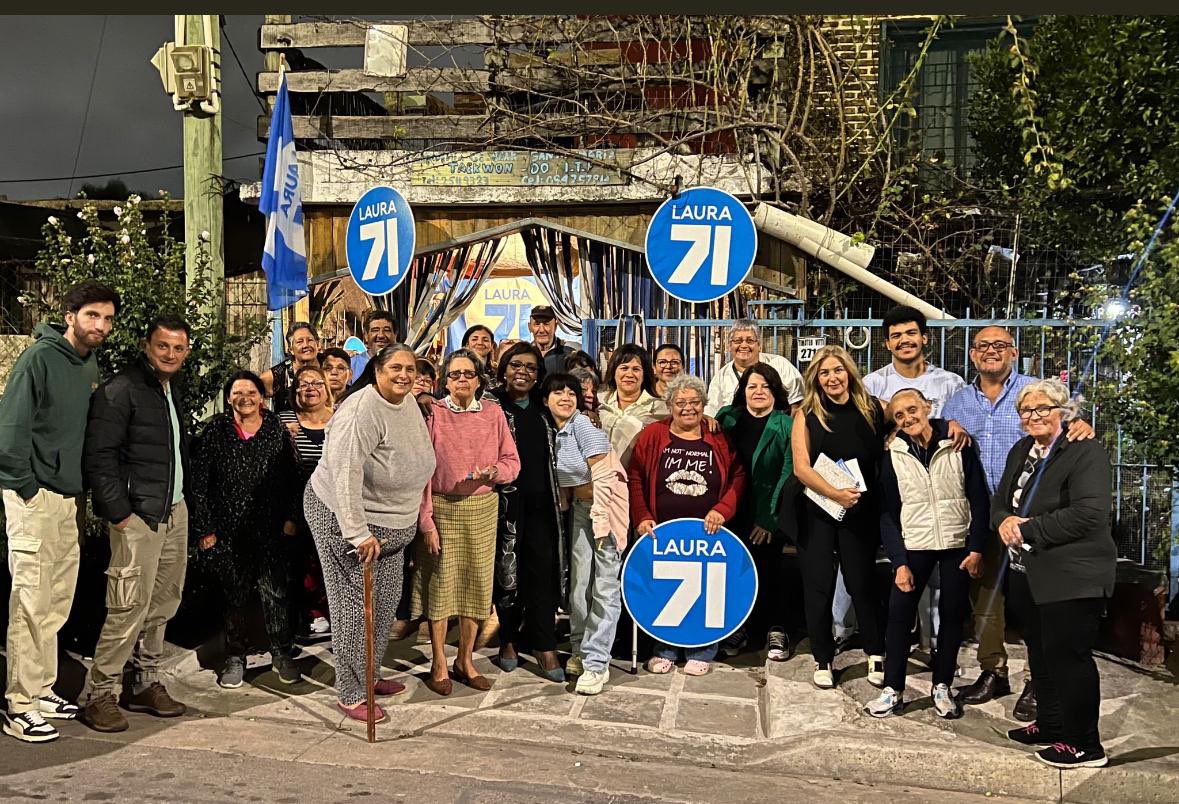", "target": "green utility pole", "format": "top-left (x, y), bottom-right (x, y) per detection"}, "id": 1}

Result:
top-left (181, 14), bottom-right (224, 315)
